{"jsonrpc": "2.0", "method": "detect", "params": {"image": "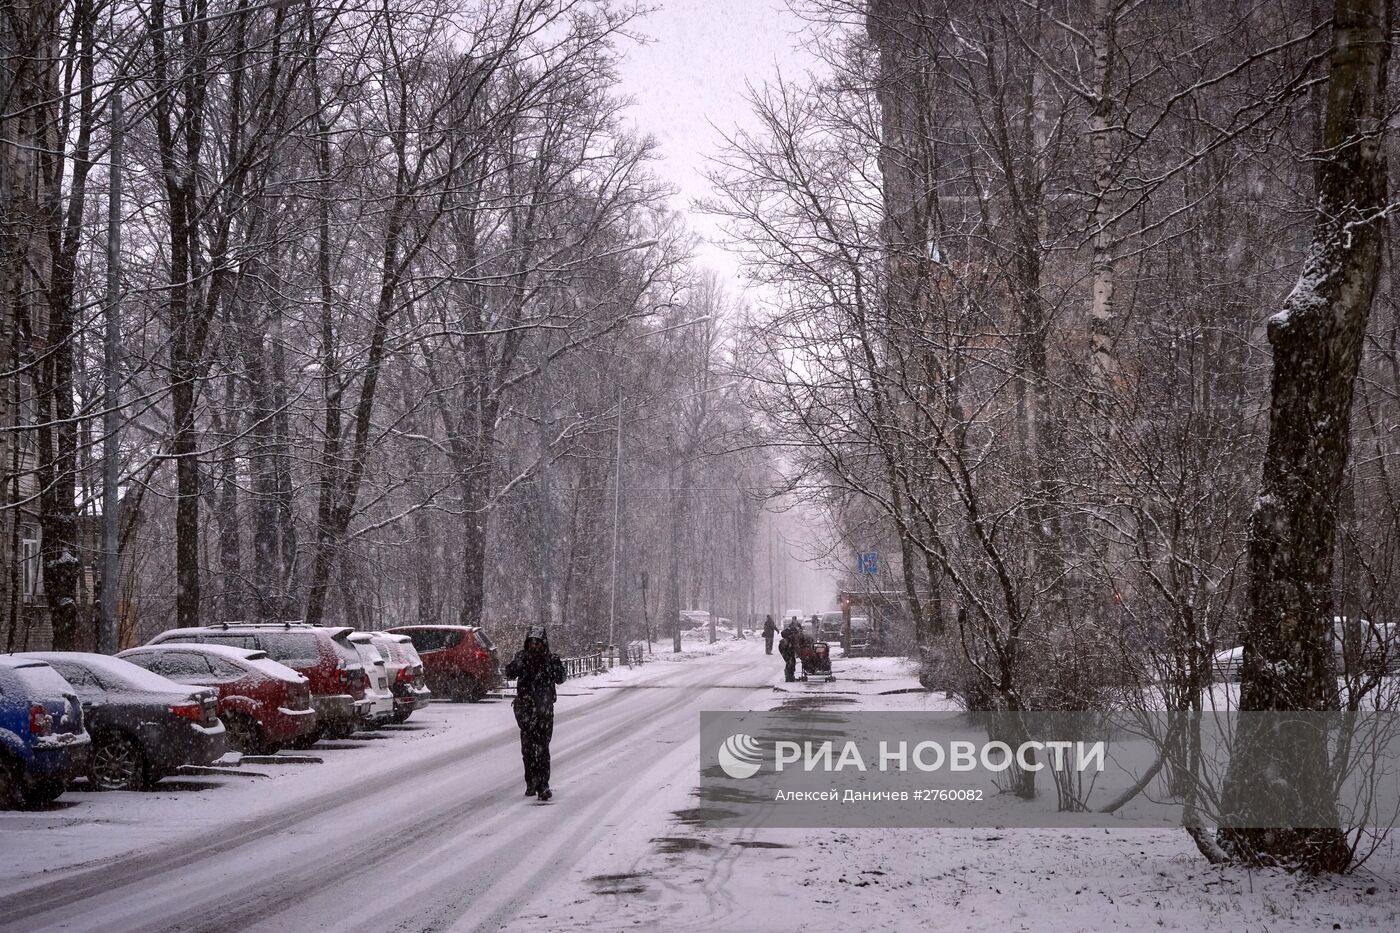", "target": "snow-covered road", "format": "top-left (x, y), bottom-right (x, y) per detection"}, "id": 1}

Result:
top-left (4, 640), bottom-right (1399, 932)
top-left (0, 641), bottom-right (777, 933)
